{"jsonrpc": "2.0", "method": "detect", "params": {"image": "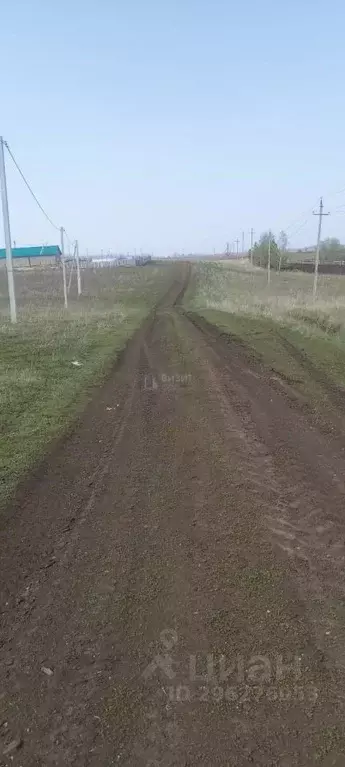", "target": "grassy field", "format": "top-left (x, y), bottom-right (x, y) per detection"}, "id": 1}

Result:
top-left (285, 250), bottom-right (316, 263)
top-left (188, 260), bottom-right (345, 327)
top-left (0, 263), bottom-right (176, 507)
top-left (184, 260), bottom-right (345, 410)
